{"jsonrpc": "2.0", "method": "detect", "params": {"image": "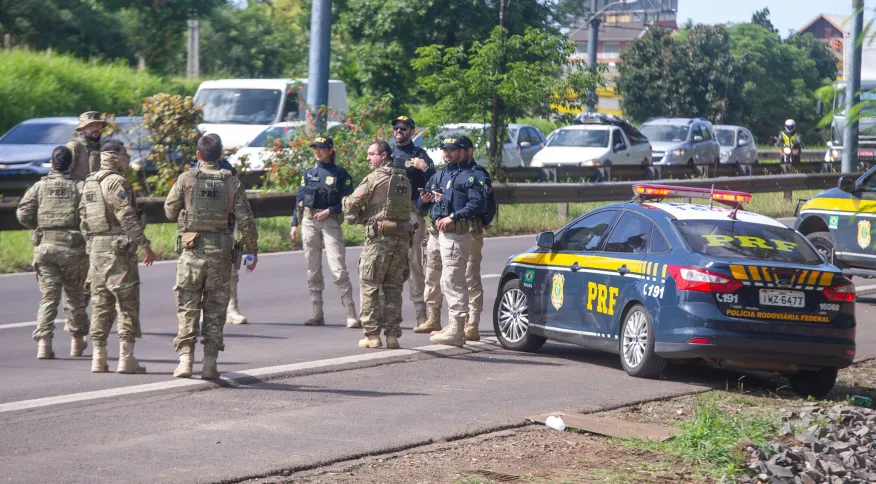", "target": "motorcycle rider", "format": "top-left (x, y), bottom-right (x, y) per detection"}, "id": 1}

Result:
top-left (777, 119), bottom-right (802, 163)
